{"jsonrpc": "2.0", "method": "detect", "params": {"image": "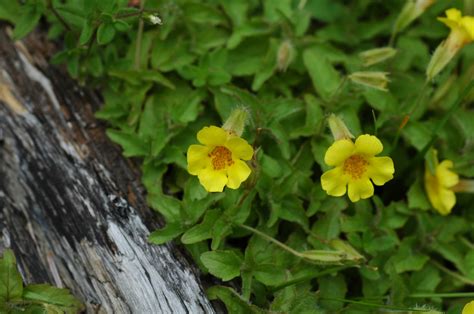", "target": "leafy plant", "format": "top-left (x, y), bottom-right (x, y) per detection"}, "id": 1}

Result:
top-left (0, 249), bottom-right (83, 313)
top-left (2, 0), bottom-right (474, 313)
